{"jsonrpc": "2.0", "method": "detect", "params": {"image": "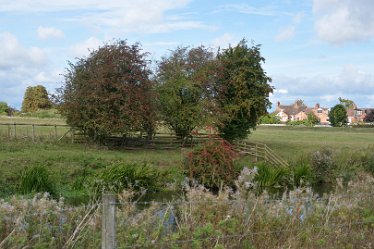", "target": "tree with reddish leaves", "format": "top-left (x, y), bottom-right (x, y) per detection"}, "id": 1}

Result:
top-left (57, 40), bottom-right (156, 142)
